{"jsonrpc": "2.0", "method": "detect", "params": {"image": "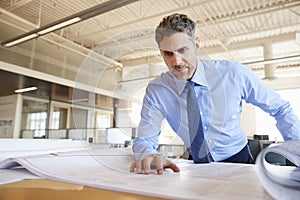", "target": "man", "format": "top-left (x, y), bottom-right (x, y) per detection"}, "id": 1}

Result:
top-left (129, 13), bottom-right (300, 175)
